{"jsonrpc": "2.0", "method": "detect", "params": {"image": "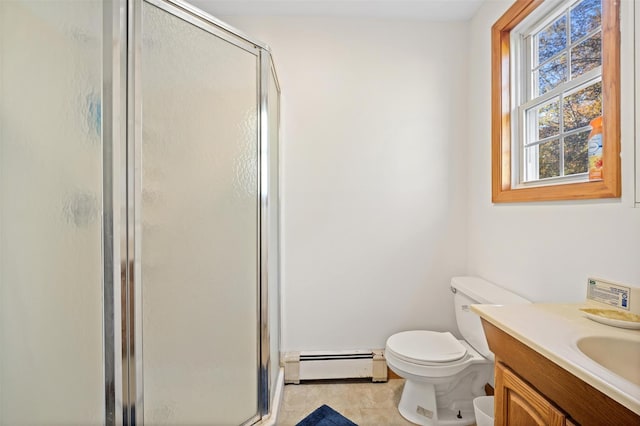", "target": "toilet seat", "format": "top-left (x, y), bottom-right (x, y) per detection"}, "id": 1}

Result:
top-left (386, 330), bottom-right (468, 365)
